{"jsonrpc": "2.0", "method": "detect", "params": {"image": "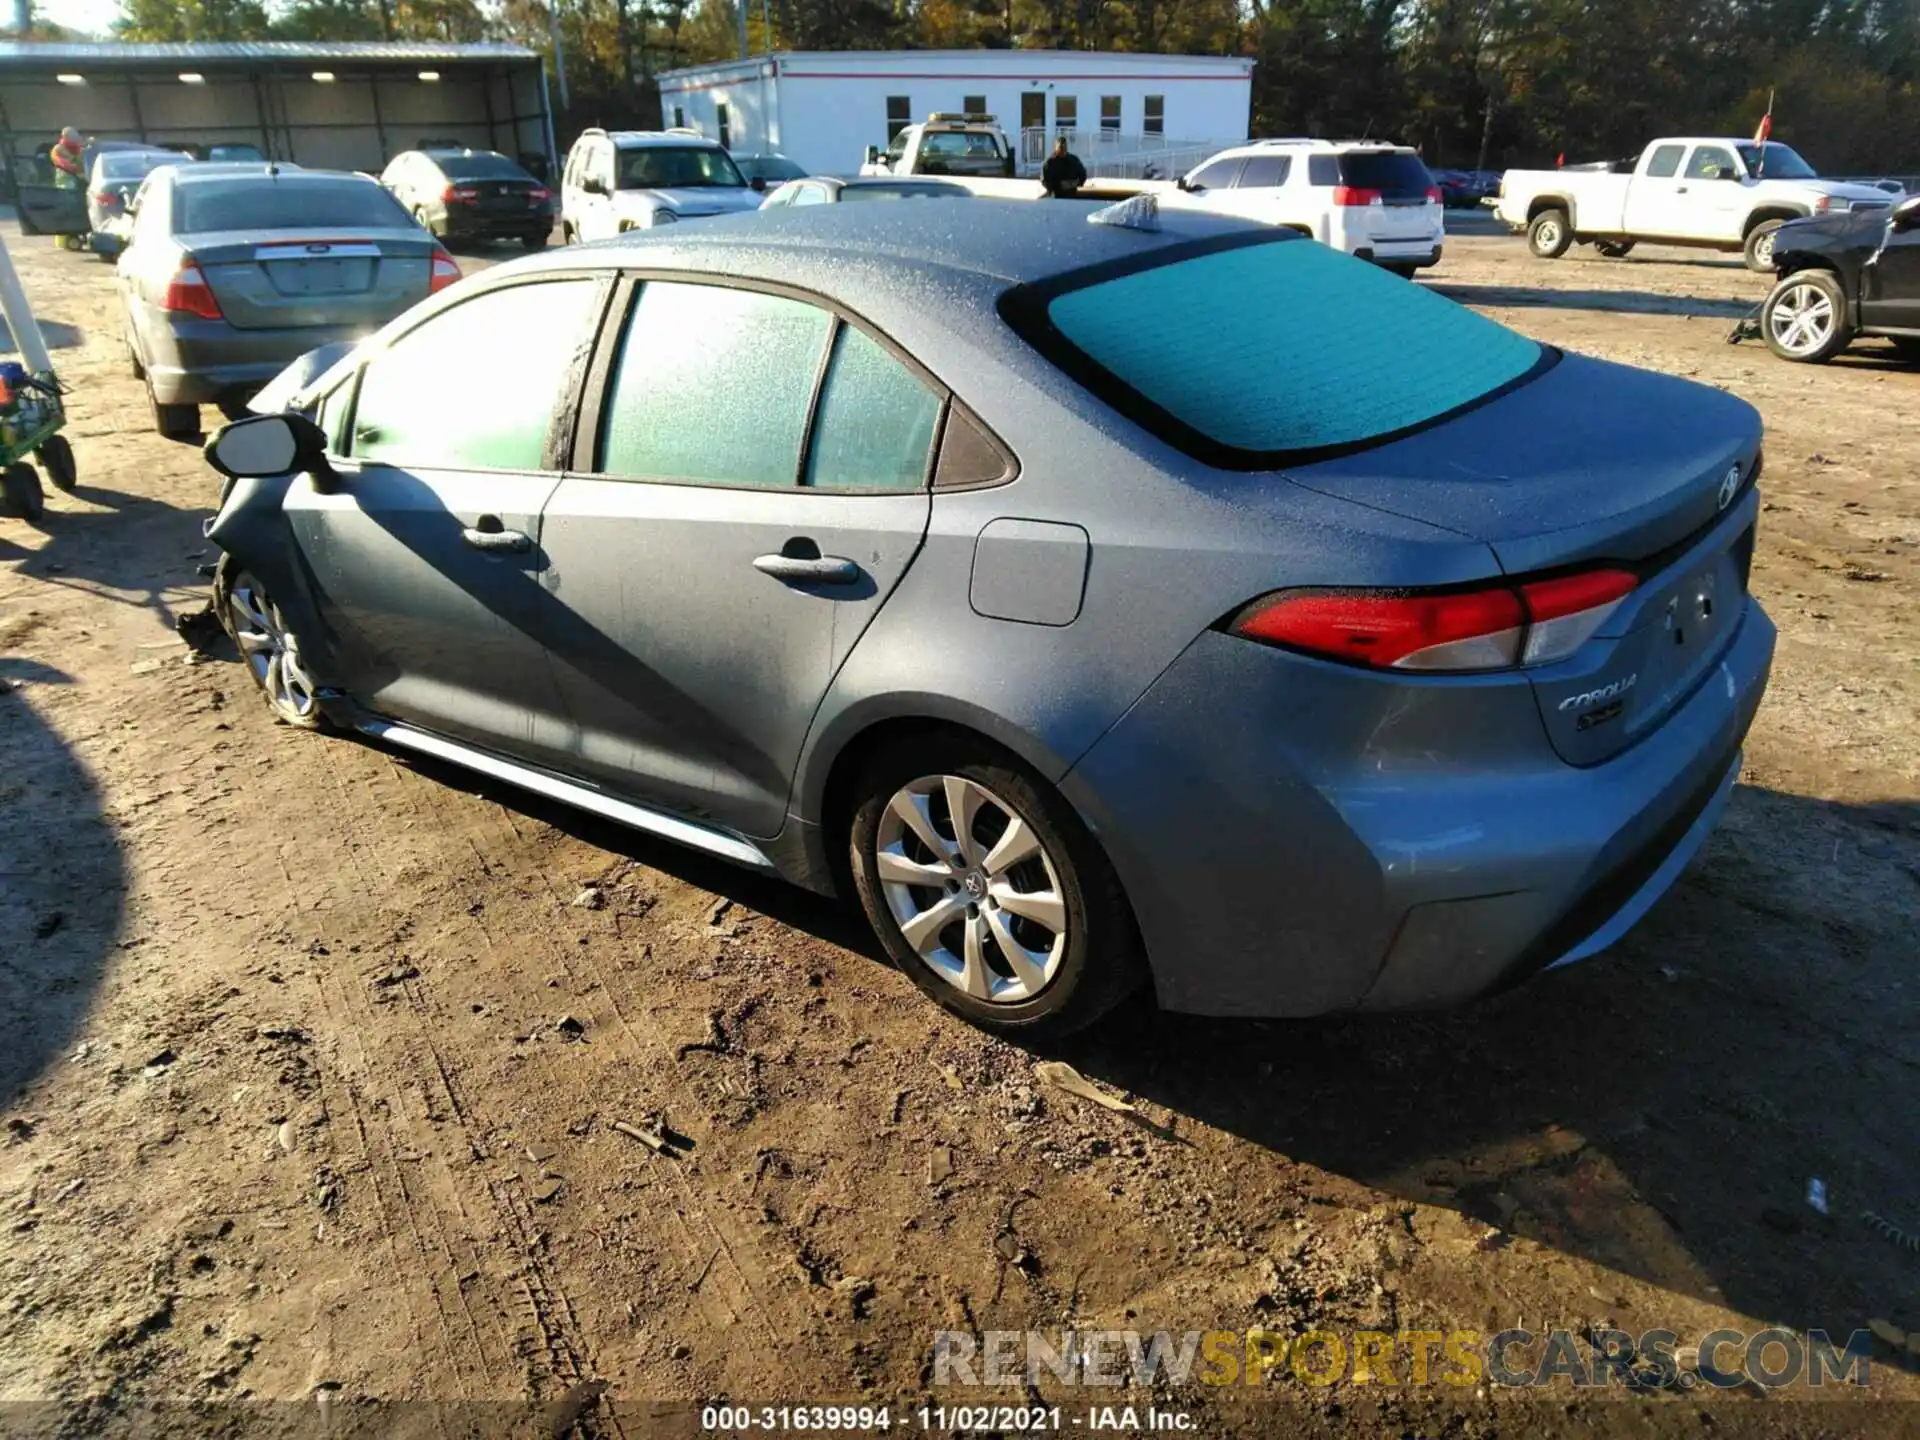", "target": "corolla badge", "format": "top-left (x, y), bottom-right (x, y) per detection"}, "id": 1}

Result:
top-left (1717, 464), bottom-right (1742, 510)
top-left (1559, 674), bottom-right (1638, 712)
